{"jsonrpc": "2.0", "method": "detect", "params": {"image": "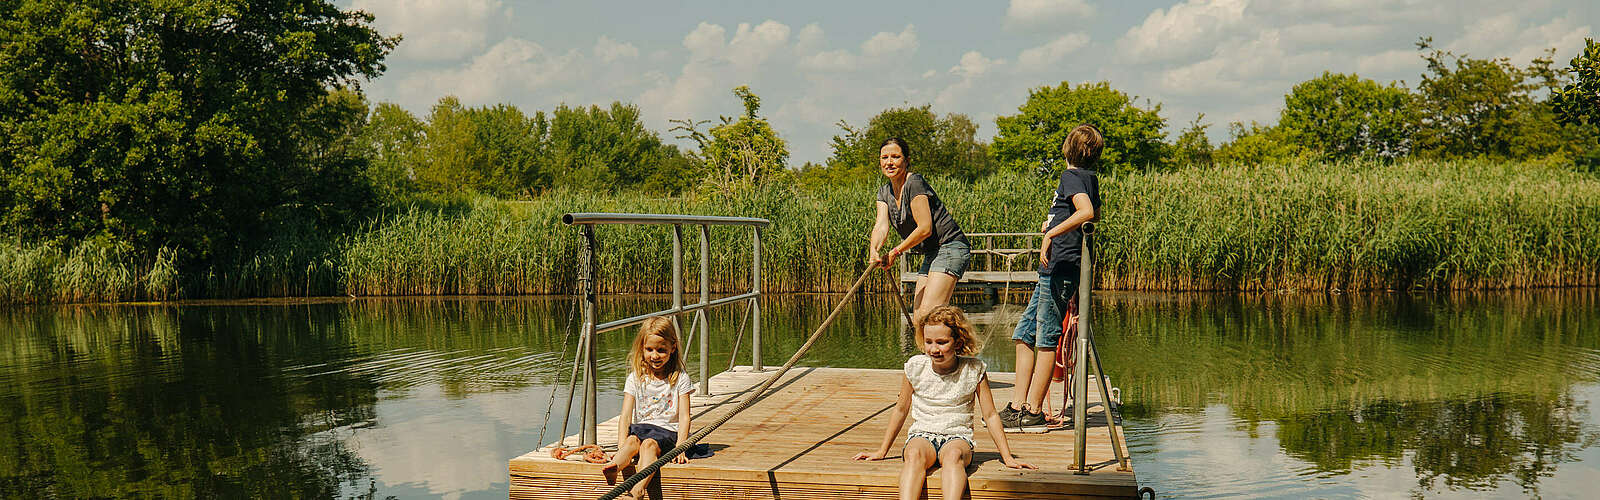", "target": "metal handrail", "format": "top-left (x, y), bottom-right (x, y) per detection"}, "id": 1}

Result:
top-left (562, 212), bottom-right (768, 446)
top-left (564, 213), bottom-right (769, 227)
